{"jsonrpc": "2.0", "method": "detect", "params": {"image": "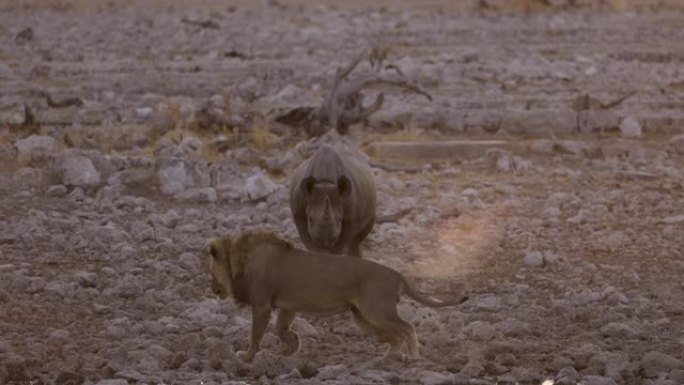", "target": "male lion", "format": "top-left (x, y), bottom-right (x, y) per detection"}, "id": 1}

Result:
top-left (208, 230), bottom-right (467, 363)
